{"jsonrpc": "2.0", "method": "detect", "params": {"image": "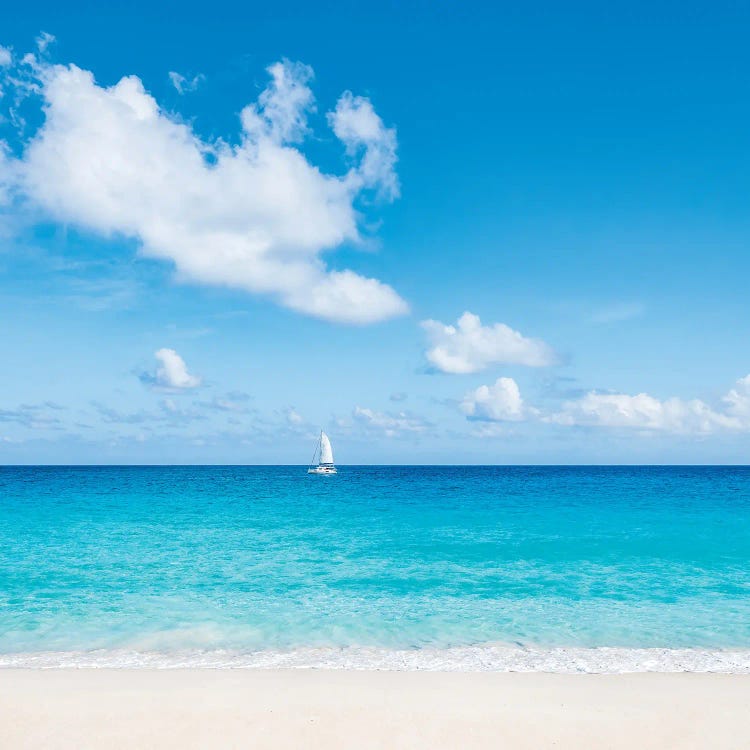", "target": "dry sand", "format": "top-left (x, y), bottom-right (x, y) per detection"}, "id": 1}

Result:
top-left (1, 669), bottom-right (748, 749)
